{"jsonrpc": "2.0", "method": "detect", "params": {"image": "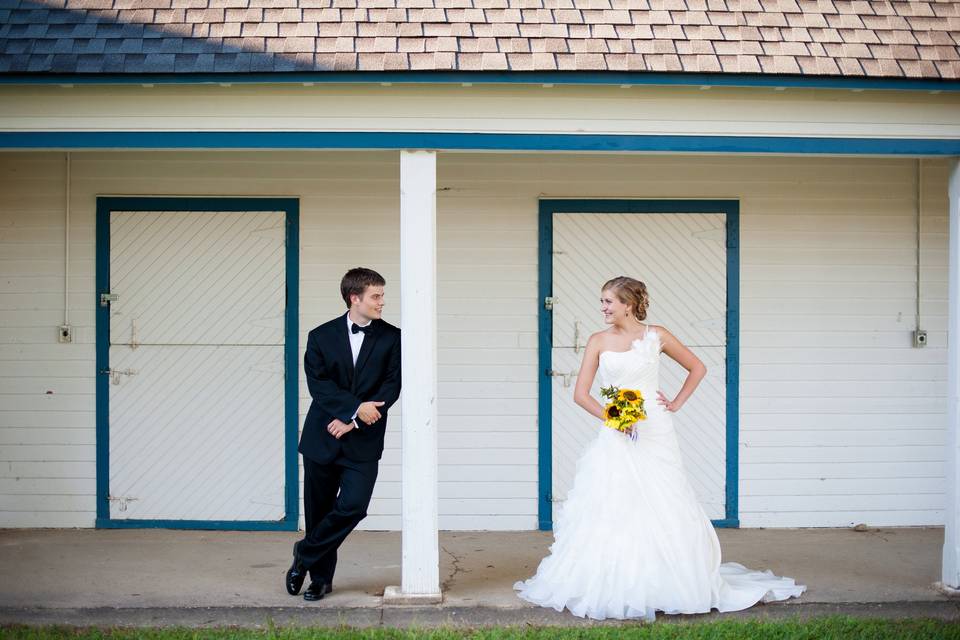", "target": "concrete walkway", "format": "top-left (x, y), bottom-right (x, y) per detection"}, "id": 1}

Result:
top-left (1, 527), bottom-right (957, 627)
